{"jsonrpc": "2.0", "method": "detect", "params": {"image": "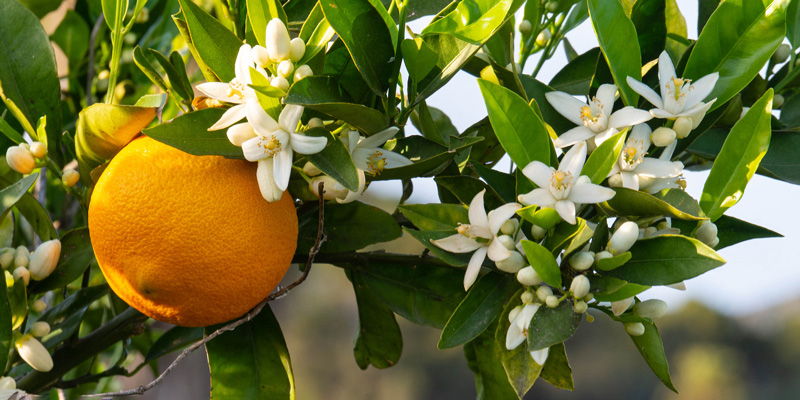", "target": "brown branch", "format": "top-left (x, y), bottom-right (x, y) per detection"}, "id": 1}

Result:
top-left (86, 183), bottom-right (327, 399)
